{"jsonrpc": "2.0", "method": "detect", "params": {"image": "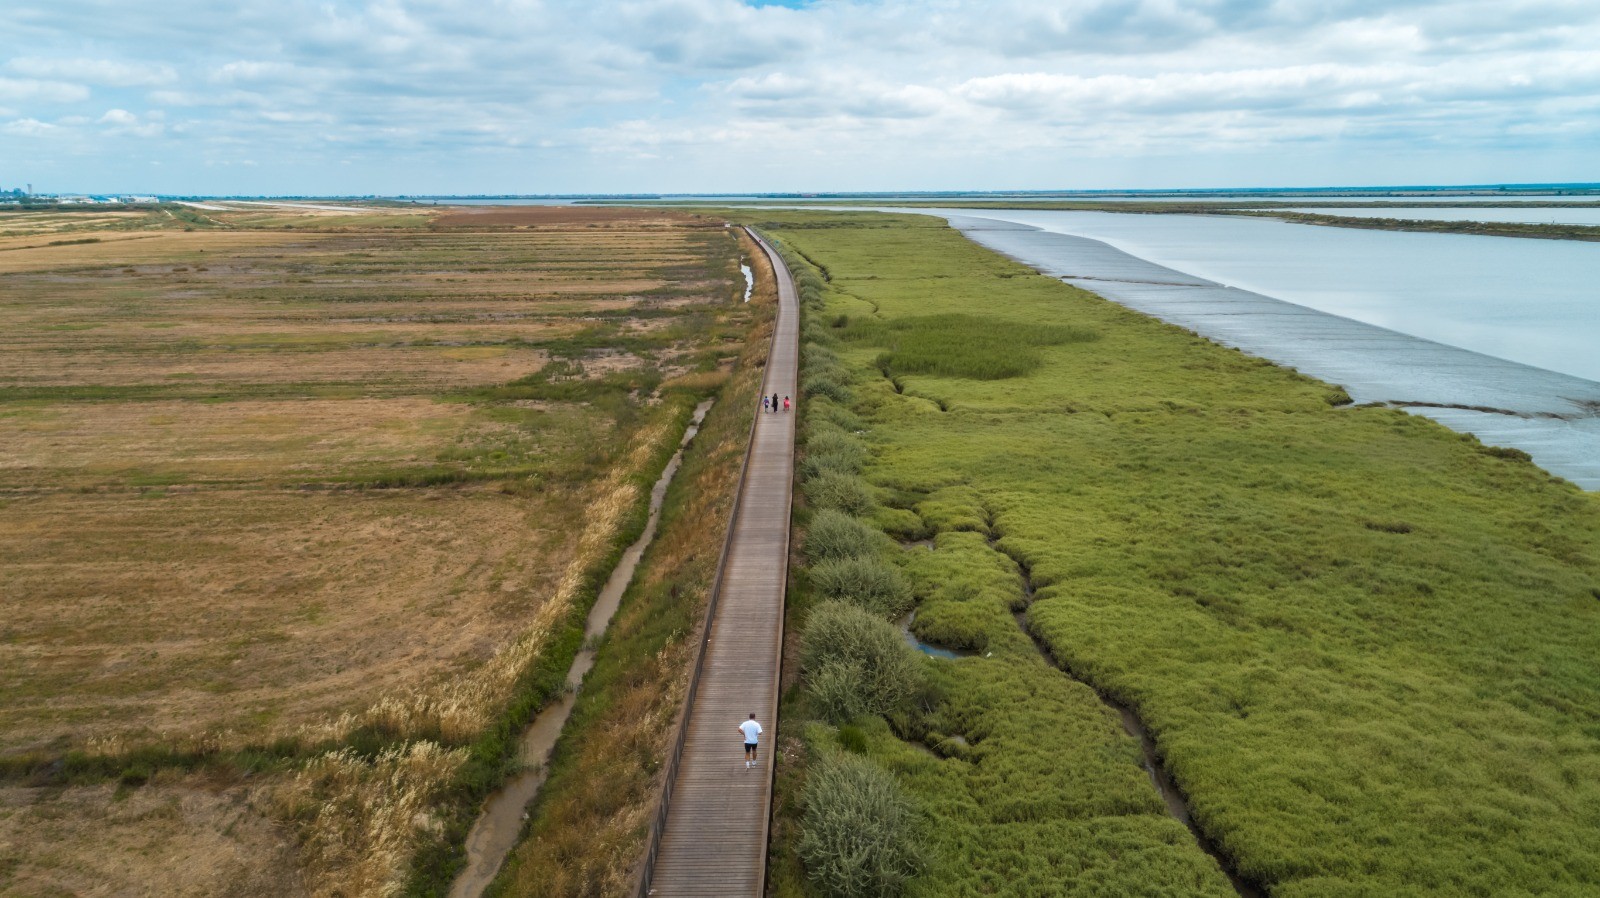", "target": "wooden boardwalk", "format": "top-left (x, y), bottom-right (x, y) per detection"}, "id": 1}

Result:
top-left (643, 229), bottom-right (798, 897)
